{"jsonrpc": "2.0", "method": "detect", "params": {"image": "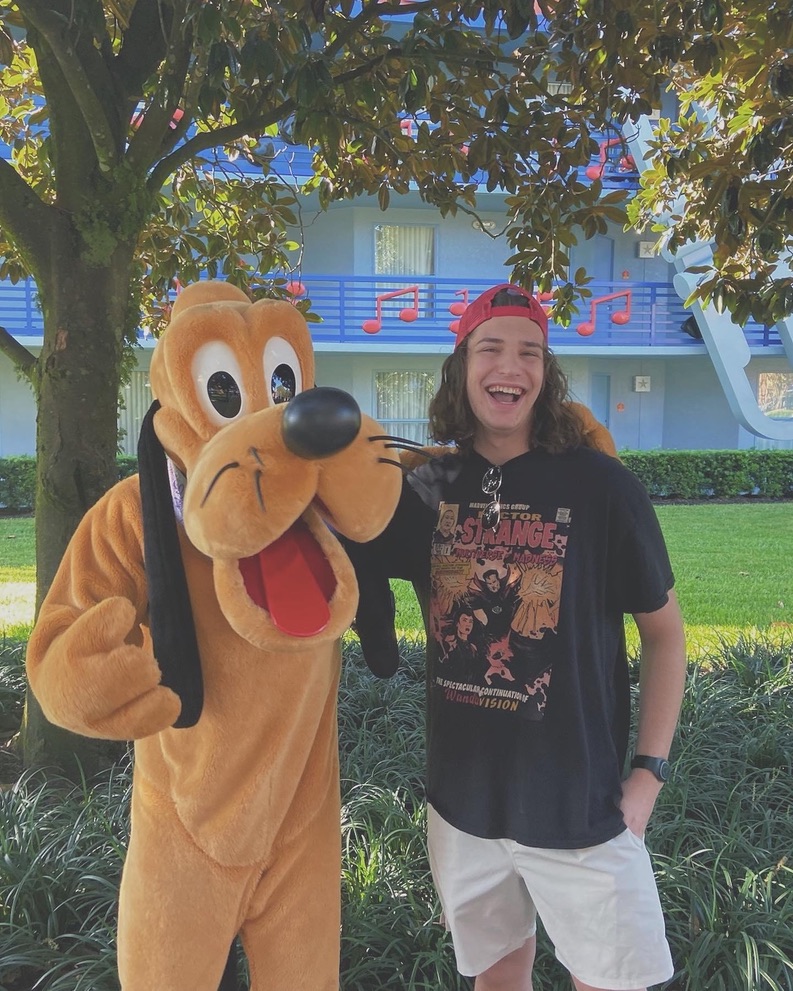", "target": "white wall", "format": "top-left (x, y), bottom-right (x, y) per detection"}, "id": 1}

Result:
top-left (662, 355), bottom-right (740, 449)
top-left (0, 352), bottom-right (37, 456)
